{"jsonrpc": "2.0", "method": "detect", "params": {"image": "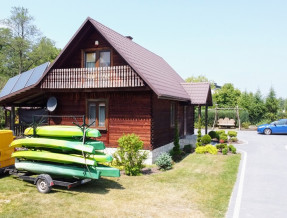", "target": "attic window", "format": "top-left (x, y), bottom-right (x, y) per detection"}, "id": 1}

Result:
top-left (84, 50), bottom-right (111, 68)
